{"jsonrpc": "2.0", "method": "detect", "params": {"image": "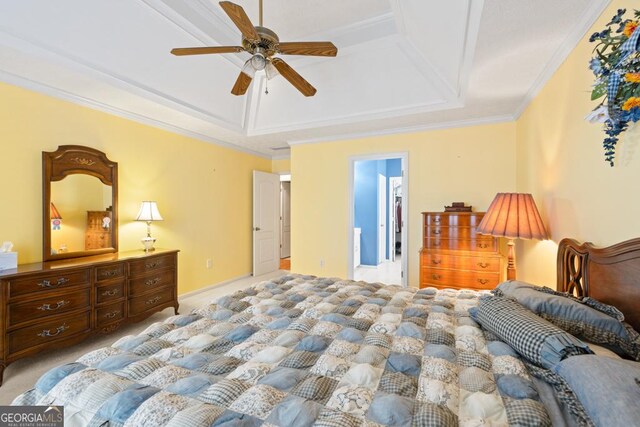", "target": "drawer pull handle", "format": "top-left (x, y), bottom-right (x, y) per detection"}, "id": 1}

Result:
top-left (37, 300), bottom-right (69, 311)
top-left (145, 296), bottom-right (162, 305)
top-left (105, 310), bottom-right (120, 319)
top-left (37, 278), bottom-right (68, 288)
top-left (145, 278), bottom-right (161, 286)
top-left (433, 241), bottom-right (441, 247)
top-left (431, 259), bottom-right (442, 265)
top-left (145, 260), bottom-right (163, 269)
top-left (37, 324), bottom-right (68, 338)
top-left (477, 279), bottom-right (489, 285)
top-left (477, 243), bottom-right (489, 249)
top-left (433, 229), bottom-right (441, 235)
top-left (477, 262), bottom-right (489, 268)
top-left (434, 217), bottom-right (441, 223)
top-left (101, 269), bottom-right (119, 277)
top-left (102, 289), bottom-right (119, 297)
top-left (431, 274), bottom-right (442, 280)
